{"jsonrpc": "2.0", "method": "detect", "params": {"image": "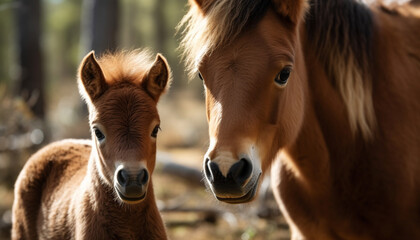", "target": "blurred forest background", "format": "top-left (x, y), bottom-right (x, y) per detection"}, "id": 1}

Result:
top-left (0, 0), bottom-right (288, 239)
